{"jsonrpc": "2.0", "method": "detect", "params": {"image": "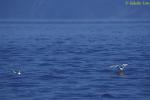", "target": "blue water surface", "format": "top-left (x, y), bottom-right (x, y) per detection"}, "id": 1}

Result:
top-left (0, 23), bottom-right (150, 100)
